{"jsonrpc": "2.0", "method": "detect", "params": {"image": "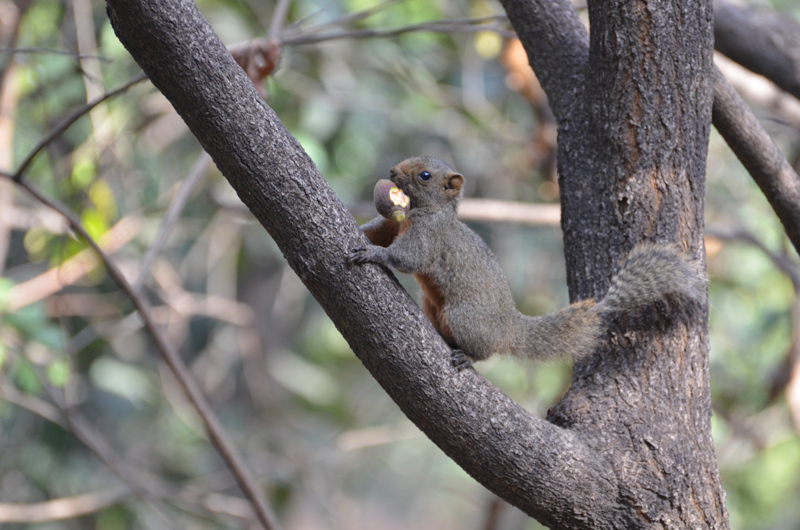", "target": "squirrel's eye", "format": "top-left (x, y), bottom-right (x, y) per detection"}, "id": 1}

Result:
top-left (418, 171), bottom-right (432, 181)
